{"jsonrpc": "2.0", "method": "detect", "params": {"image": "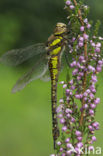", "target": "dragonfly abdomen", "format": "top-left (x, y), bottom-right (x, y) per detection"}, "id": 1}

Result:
top-left (49, 56), bottom-right (60, 149)
top-left (47, 23), bottom-right (68, 149)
